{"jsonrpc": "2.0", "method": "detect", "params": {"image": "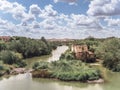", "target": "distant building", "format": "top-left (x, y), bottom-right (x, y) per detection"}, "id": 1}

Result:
top-left (0, 36), bottom-right (11, 42)
top-left (71, 45), bottom-right (96, 62)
